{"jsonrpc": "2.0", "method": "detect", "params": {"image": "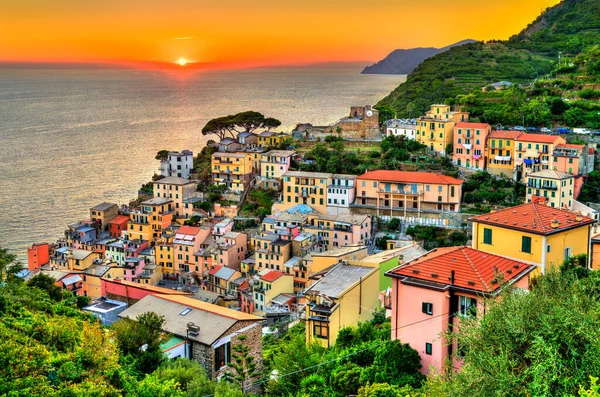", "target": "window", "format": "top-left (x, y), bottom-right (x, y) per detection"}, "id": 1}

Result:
top-left (422, 302), bottom-right (433, 315)
top-left (313, 321), bottom-right (329, 339)
top-left (425, 343), bottom-right (432, 355)
top-left (483, 228), bottom-right (492, 245)
top-left (564, 247), bottom-right (572, 261)
top-left (521, 236), bottom-right (532, 253)
top-left (426, 185), bottom-right (430, 192)
top-left (459, 296), bottom-right (477, 317)
top-left (546, 244), bottom-right (551, 253)
top-left (214, 342), bottom-right (231, 371)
